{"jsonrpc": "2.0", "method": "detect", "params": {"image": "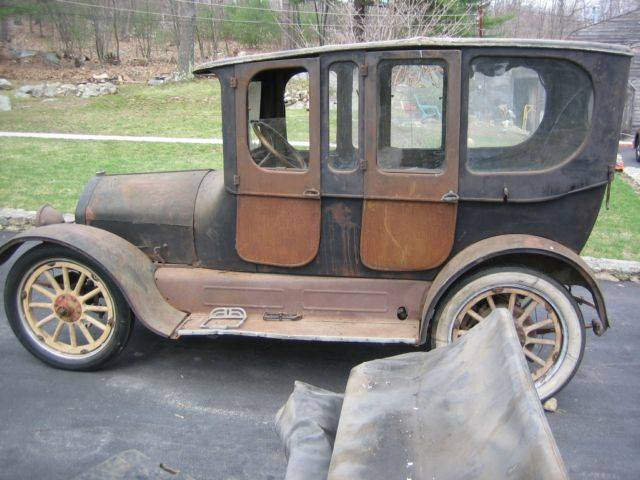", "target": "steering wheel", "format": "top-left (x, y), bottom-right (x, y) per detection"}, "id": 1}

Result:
top-left (250, 120), bottom-right (306, 169)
